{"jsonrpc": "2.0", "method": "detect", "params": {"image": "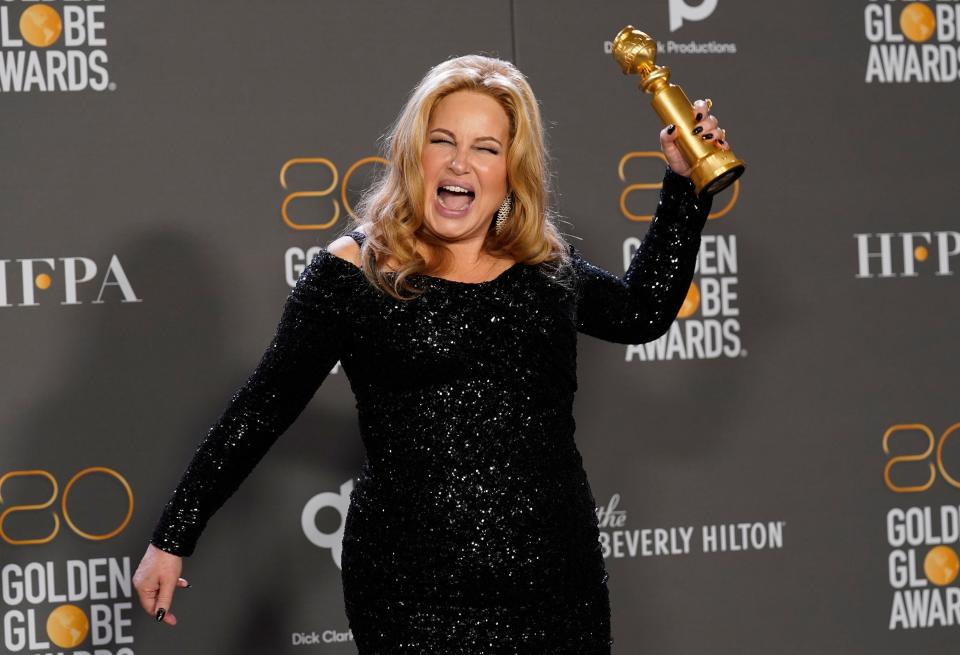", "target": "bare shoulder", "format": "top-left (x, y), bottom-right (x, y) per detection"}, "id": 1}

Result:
top-left (326, 232), bottom-right (362, 268)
